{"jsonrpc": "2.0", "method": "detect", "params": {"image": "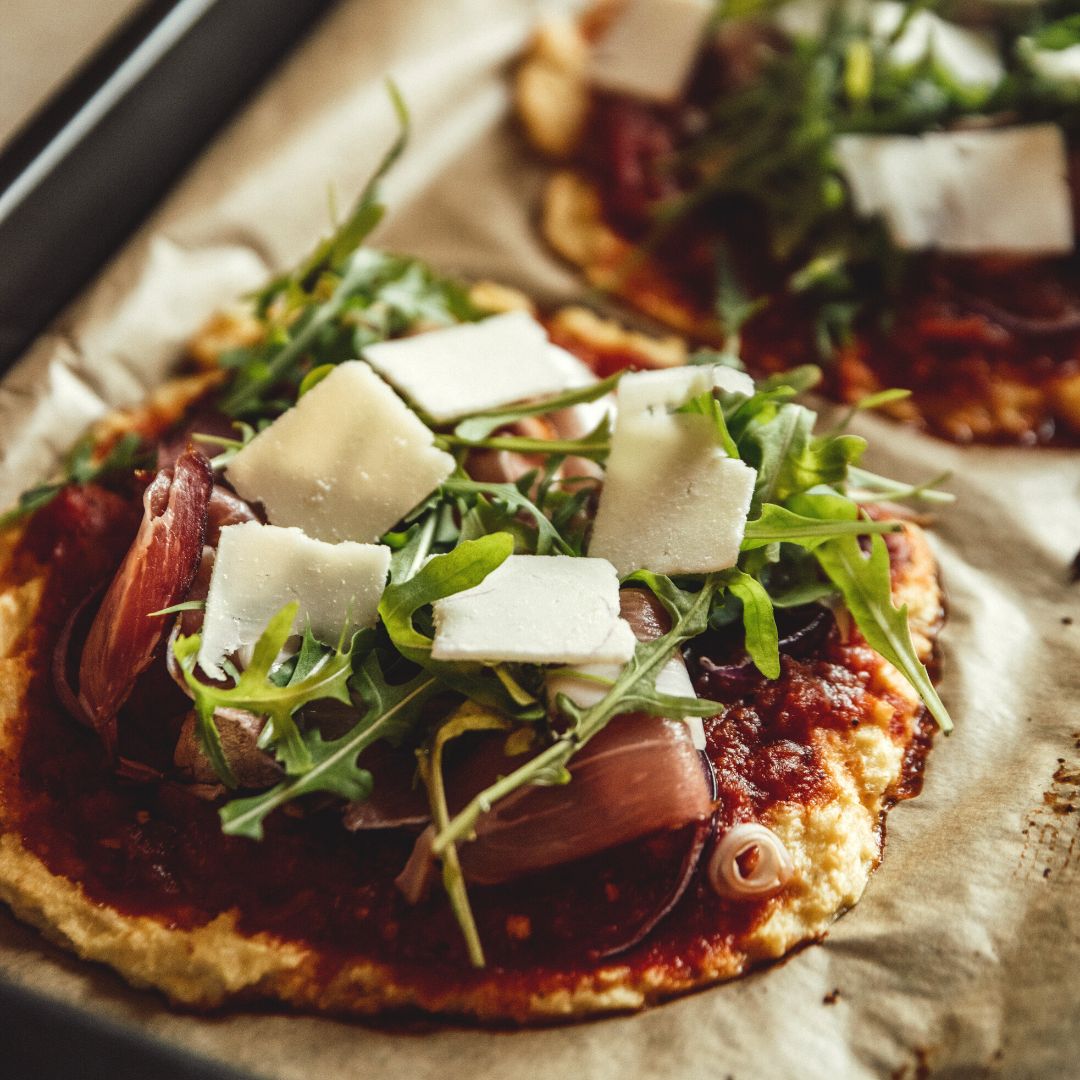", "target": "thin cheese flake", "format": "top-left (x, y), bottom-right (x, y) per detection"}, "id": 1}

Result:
top-left (225, 361), bottom-right (455, 543)
top-left (362, 311), bottom-right (577, 423)
top-left (617, 365), bottom-right (754, 418)
top-left (431, 555), bottom-right (636, 665)
top-left (589, 410), bottom-right (756, 576)
top-left (198, 521), bottom-right (390, 679)
top-left (835, 124), bottom-right (1073, 254)
top-left (589, 0), bottom-right (712, 104)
